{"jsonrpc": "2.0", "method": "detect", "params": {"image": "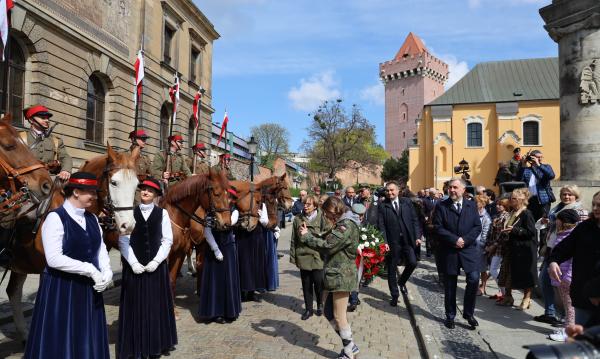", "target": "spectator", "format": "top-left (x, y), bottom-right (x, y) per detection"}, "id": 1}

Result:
top-left (494, 162), bottom-right (513, 187)
top-left (509, 147), bottom-right (522, 179)
top-left (517, 149), bottom-right (556, 220)
top-left (342, 186), bottom-right (357, 208)
top-left (312, 186), bottom-right (321, 196)
top-left (334, 189), bottom-right (342, 199)
top-left (486, 198), bottom-right (511, 302)
top-left (475, 195), bottom-right (492, 296)
top-left (292, 190), bottom-right (307, 216)
top-left (359, 187), bottom-right (378, 226)
top-left (423, 188), bottom-right (439, 257)
top-left (318, 194), bottom-right (329, 208)
top-left (348, 203), bottom-right (367, 312)
top-left (484, 189), bottom-right (497, 218)
top-left (476, 186), bottom-right (486, 196)
top-left (549, 191), bottom-right (600, 328)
